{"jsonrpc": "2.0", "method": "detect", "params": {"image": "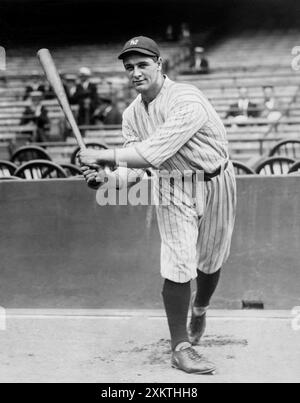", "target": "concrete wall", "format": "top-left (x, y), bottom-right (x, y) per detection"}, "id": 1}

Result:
top-left (0, 175), bottom-right (299, 309)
